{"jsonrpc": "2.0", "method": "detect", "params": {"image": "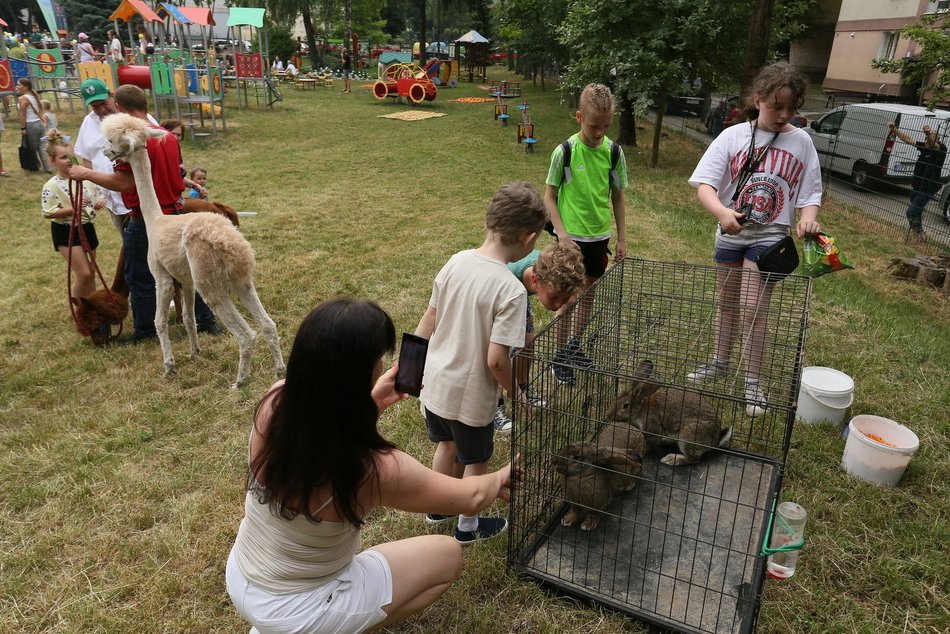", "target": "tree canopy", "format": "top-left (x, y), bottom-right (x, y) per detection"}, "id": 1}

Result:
top-left (871, 13), bottom-right (950, 110)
